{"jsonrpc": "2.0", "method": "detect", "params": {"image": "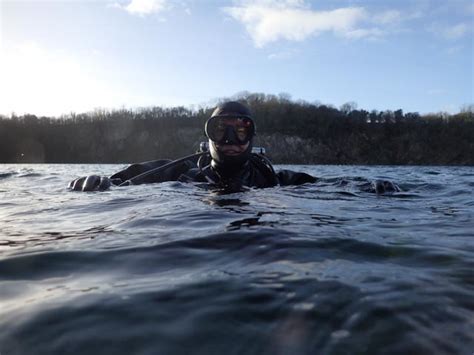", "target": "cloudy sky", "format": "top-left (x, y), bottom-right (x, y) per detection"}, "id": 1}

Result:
top-left (1, 0), bottom-right (472, 116)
